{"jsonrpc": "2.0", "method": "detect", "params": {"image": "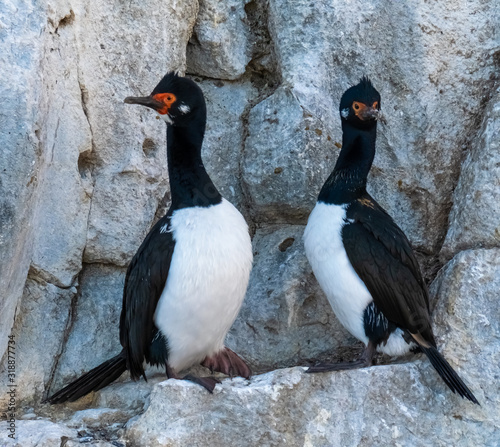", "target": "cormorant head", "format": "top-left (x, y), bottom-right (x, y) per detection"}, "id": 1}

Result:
top-left (339, 77), bottom-right (383, 130)
top-left (124, 72), bottom-right (206, 126)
